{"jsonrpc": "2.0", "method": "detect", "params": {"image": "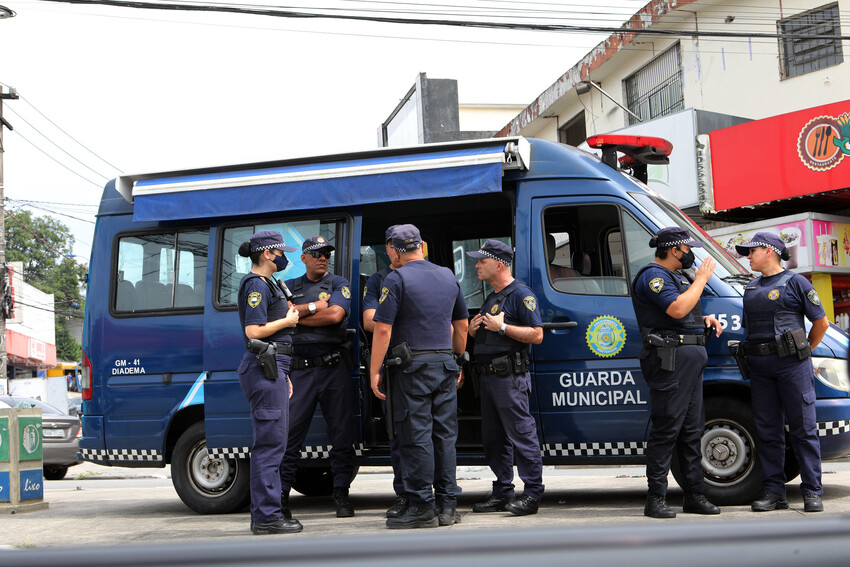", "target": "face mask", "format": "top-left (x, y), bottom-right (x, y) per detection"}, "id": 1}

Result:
top-left (678, 248), bottom-right (695, 269)
top-left (272, 253), bottom-right (289, 272)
